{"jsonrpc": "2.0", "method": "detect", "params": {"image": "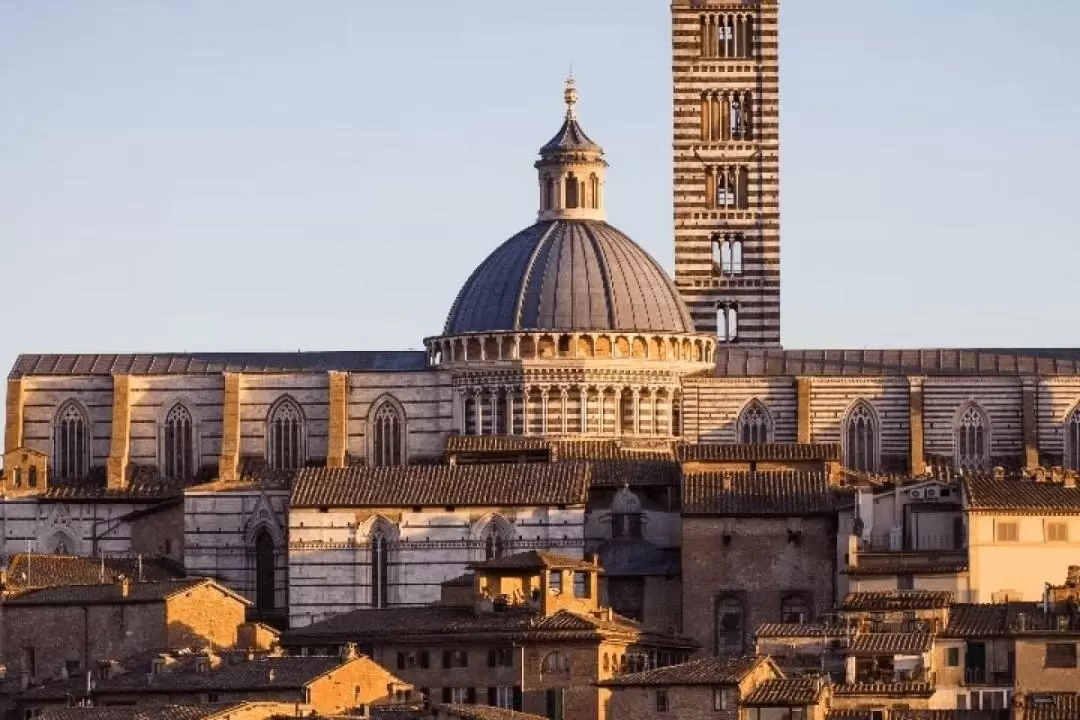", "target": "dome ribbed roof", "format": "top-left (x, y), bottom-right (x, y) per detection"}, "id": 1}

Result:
top-left (443, 220), bottom-right (693, 335)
